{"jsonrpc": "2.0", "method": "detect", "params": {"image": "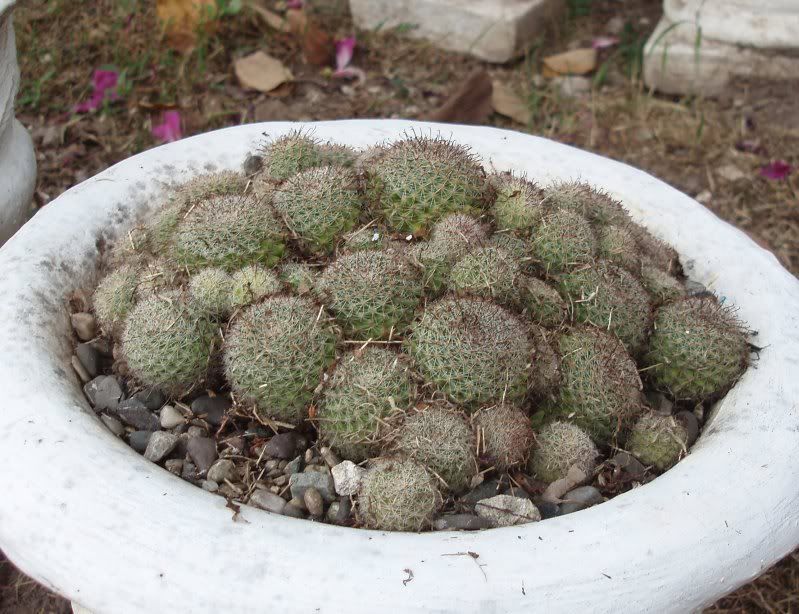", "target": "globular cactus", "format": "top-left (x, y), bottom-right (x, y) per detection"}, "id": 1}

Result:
top-left (279, 262), bottom-right (317, 295)
top-left (365, 136), bottom-right (492, 235)
top-left (489, 173), bottom-right (545, 233)
top-left (644, 297), bottom-right (748, 400)
top-left (318, 143), bottom-right (358, 168)
top-left (528, 421), bottom-right (598, 483)
top-left (170, 193), bottom-right (285, 271)
top-left (558, 260), bottom-right (652, 353)
top-left (229, 265), bottom-right (282, 308)
top-left (640, 263), bottom-right (684, 305)
top-left (544, 181), bottom-right (631, 228)
top-left (319, 348), bottom-right (414, 462)
top-left (517, 276), bottom-right (567, 328)
top-left (473, 404), bottom-right (535, 471)
top-left (626, 412), bottom-right (690, 471)
top-left (223, 296), bottom-right (337, 423)
top-left (358, 457), bottom-right (442, 532)
top-left (407, 297), bottom-right (534, 407)
top-left (188, 267), bottom-right (234, 316)
top-left (488, 233), bottom-right (534, 273)
top-left (273, 166), bottom-right (363, 254)
top-left (134, 258), bottom-right (183, 298)
top-left (530, 209), bottom-right (596, 274)
top-left (449, 246), bottom-right (520, 303)
top-left (343, 225), bottom-right (386, 252)
top-left (527, 327), bottom-right (562, 398)
top-left (260, 131), bottom-right (325, 181)
top-left (393, 405), bottom-right (477, 493)
top-left (597, 225), bottom-right (641, 272)
top-left (550, 327), bottom-right (643, 445)
top-left (318, 250), bottom-right (423, 339)
top-left (631, 222), bottom-right (680, 274)
top-left (93, 266), bottom-right (139, 332)
top-left (122, 292), bottom-right (217, 397)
